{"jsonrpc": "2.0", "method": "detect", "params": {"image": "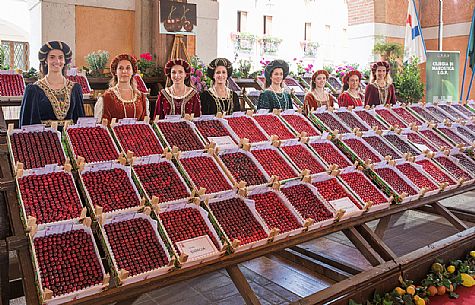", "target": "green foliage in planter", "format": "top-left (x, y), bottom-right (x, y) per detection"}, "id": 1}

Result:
top-left (373, 41), bottom-right (403, 60)
top-left (85, 50), bottom-right (110, 75)
top-left (23, 68), bottom-right (39, 79)
top-left (234, 32), bottom-right (256, 52)
top-left (232, 59), bottom-right (252, 78)
top-left (323, 64), bottom-right (334, 75)
top-left (394, 58), bottom-right (424, 103)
